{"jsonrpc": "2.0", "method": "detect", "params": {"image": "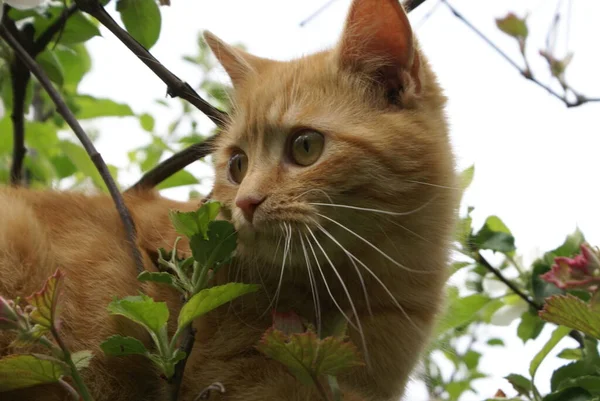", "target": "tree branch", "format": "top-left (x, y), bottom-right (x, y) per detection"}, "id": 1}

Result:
top-left (0, 24), bottom-right (145, 275)
top-left (73, 0), bottom-right (228, 127)
top-left (476, 251), bottom-right (584, 347)
top-left (169, 325), bottom-right (196, 401)
top-left (441, 0), bottom-right (599, 108)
